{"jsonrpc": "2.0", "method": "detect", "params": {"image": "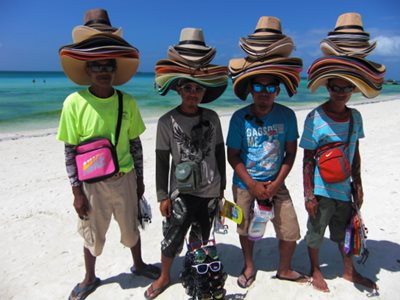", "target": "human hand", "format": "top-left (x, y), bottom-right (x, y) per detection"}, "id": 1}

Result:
top-left (248, 181), bottom-right (269, 200)
top-left (72, 186), bottom-right (89, 220)
top-left (264, 181), bottom-right (279, 199)
top-left (352, 183), bottom-right (364, 209)
top-left (305, 197), bottom-right (318, 219)
top-left (136, 176), bottom-right (145, 199)
top-left (160, 198), bottom-right (172, 218)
